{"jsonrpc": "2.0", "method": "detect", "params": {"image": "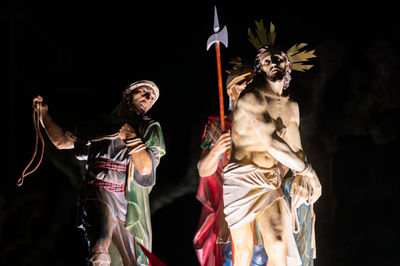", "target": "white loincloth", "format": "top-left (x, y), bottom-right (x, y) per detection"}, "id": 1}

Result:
top-left (223, 162), bottom-right (302, 266)
top-left (223, 163), bottom-right (283, 229)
